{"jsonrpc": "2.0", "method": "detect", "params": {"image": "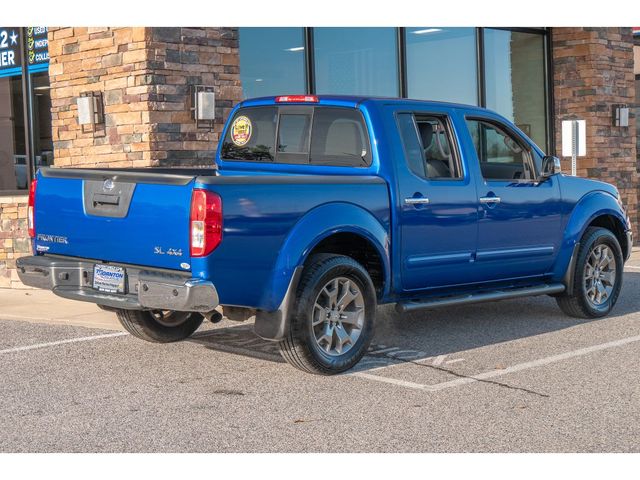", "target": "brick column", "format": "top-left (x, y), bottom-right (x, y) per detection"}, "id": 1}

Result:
top-left (48, 27), bottom-right (242, 168)
top-left (0, 196), bottom-right (30, 288)
top-left (145, 28), bottom-right (243, 166)
top-left (552, 27), bottom-right (638, 235)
